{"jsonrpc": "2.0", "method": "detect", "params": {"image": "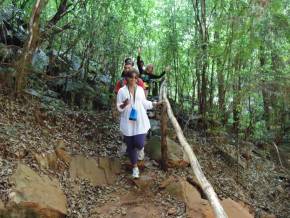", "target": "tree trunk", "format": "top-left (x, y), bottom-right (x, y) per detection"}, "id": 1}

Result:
top-left (192, 0), bottom-right (208, 122)
top-left (200, 0), bottom-right (208, 119)
top-left (260, 45), bottom-right (270, 130)
top-left (208, 60), bottom-right (214, 111)
top-left (47, 0), bottom-right (70, 28)
top-left (232, 57), bottom-right (242, 138)
top-left (215, 32), bottom-right (227, 125)
top-left (15, 0), bottom-right (45, 93)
